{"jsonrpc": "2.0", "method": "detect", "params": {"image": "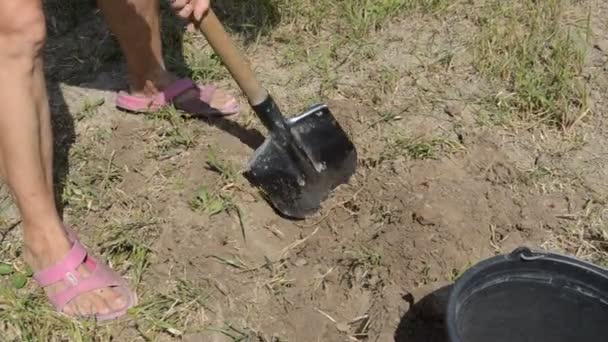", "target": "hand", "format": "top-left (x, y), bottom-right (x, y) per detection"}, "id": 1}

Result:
top-left (170, 0), bottom-right (210, 22)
